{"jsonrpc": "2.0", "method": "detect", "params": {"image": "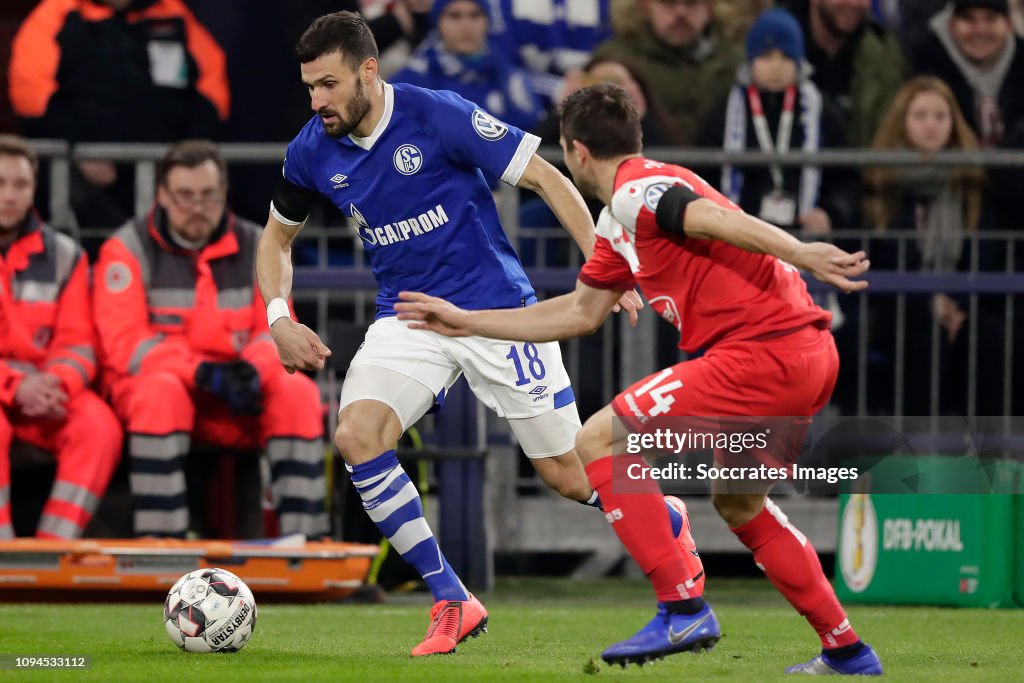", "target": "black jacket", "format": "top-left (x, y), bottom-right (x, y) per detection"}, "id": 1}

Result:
top-left (911, 30), bottom-right (1024, 145)
top-left (10, 0), bottom-right (229, 143)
